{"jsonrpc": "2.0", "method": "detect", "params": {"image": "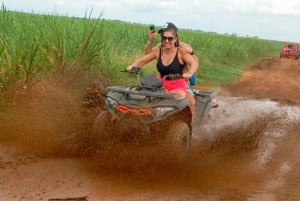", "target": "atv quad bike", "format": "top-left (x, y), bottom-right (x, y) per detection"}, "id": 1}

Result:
top-left (93, 67), bottom-right (217, 162)
top-left (280, 43), bottom-right (300, 59)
